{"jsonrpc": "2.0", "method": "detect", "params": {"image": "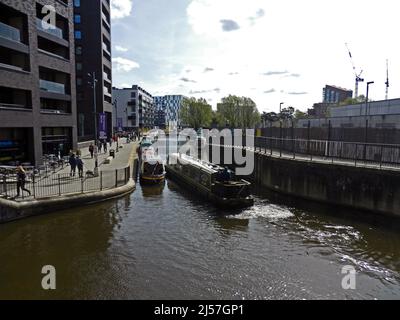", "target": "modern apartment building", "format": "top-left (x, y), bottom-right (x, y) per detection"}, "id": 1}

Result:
top-left (74, 0), bottom-right (113, 142)
top-left (153, 95), bottom-right (186, 130)
top-left (299, 98), bottom-right (400, 129)
top-left (112, 85), bottom-right (155, 132)
top-left (0, 0), bottom-right (77, 165)
top-left (322, 85), bottom-right (353, 104)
